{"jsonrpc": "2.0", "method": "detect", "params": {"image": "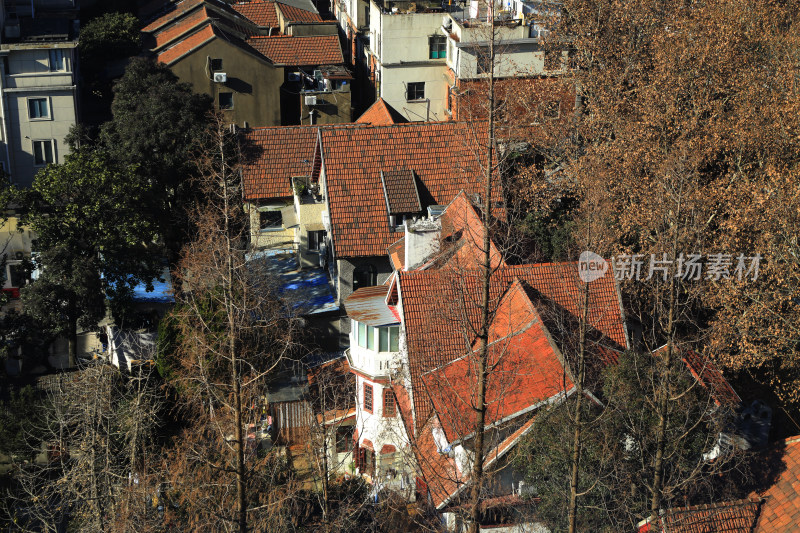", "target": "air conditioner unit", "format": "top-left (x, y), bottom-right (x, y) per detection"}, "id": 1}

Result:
top-left (288, 72), bottom-right (302, 82)
top-left (304, 95), bottom-right (317, 106)
top-left (213, 72), bottom-right (227, 83)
